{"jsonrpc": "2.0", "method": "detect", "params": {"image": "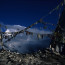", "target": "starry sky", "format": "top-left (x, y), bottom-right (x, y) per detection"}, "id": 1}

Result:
top-left (0, 0), bottom-right (63, 29)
